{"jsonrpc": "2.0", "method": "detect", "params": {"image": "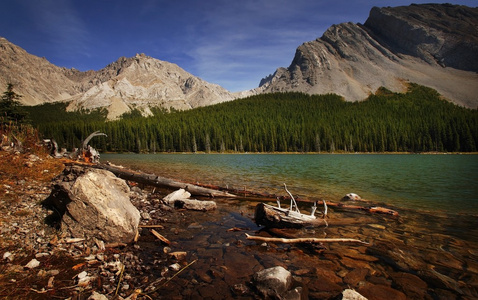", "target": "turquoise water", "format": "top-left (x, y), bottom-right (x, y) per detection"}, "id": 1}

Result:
top-left (101, 153), bottom-right (478, 214)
